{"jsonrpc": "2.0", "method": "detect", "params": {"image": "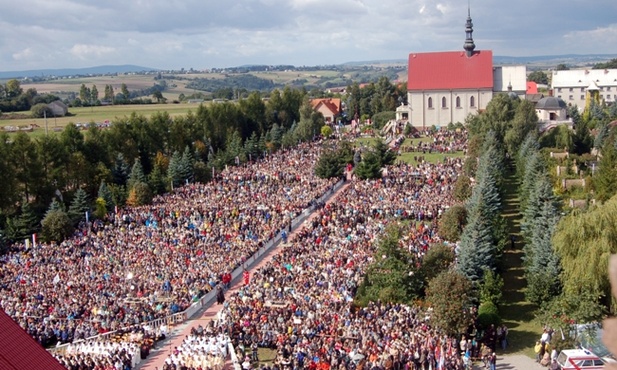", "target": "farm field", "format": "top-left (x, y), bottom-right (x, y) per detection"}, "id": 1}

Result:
top-left (0, 103), bottom-right (201, 137)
